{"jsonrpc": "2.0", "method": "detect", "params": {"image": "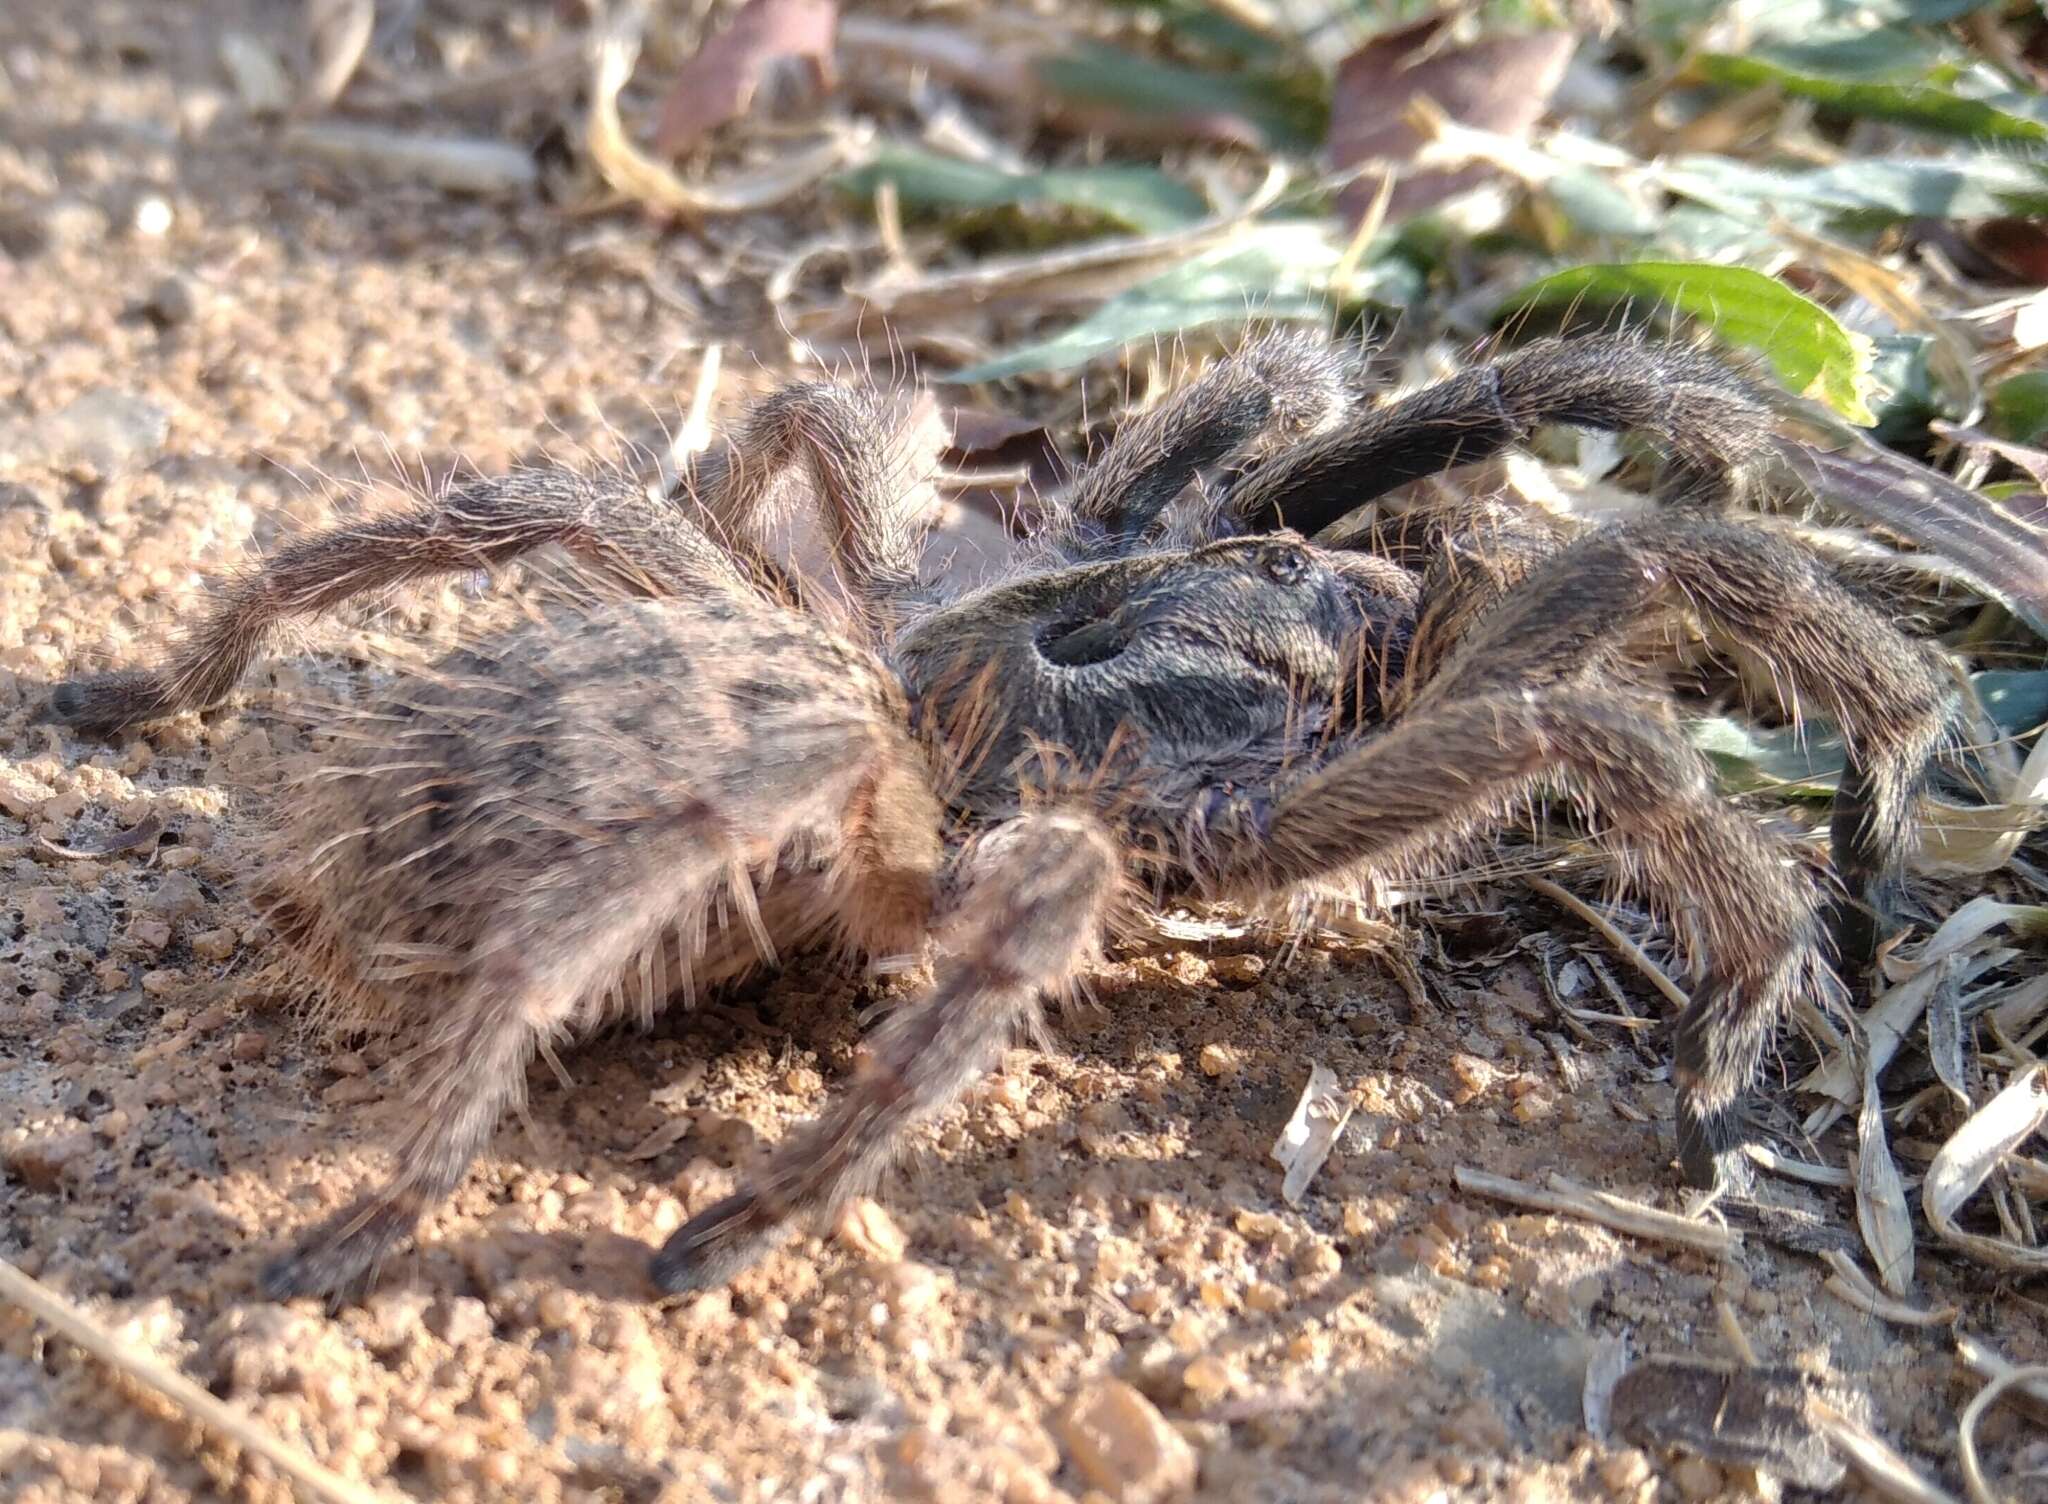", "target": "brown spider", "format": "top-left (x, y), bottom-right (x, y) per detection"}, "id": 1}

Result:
top-left (47, 333), bottom-right (1957, 1304)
